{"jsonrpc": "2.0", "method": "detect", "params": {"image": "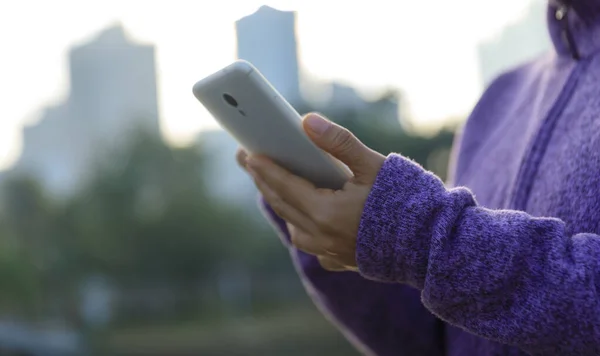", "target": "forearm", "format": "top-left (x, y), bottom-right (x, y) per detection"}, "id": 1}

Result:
top-left (358, 154), bottom-right (600, 355)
